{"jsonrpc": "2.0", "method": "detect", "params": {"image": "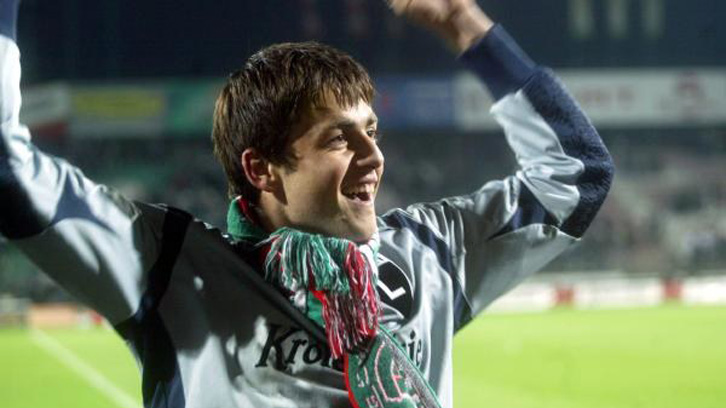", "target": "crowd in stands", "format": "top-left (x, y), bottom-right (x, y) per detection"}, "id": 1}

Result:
top-left (2, 127), bottom-right (725, 302)
top-left (4, 0), bottom-right (726, 301)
